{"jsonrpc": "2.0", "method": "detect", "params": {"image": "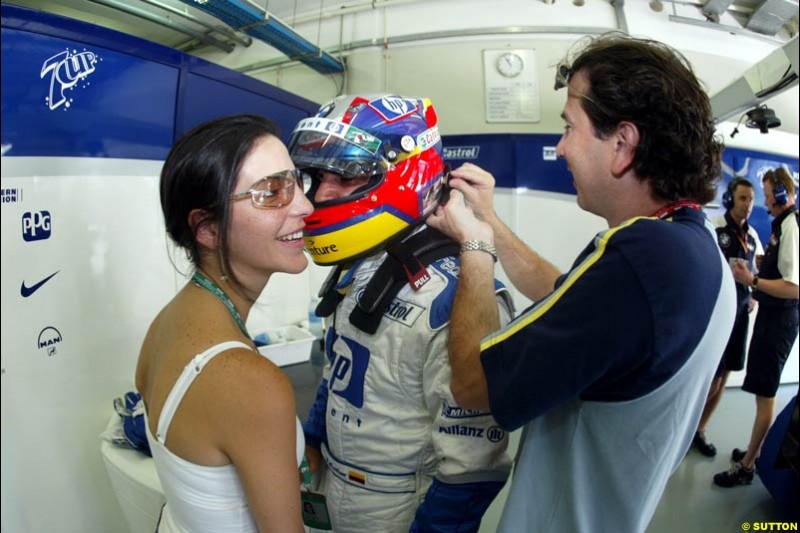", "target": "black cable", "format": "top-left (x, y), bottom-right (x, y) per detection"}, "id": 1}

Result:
top-left (755, 65), bottom-right (798, 98)
top-left (730, 111), bottom-right (748, 138)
